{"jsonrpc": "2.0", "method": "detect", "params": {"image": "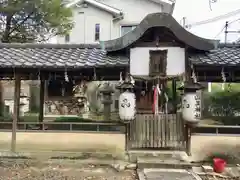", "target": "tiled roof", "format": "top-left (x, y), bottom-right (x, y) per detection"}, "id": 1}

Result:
top-left (189, 47), bottom-right (240, 66)
top-left (0, 43), bottom-right (129, 68)
top-left (104, 13), bottom-right (218, 52)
